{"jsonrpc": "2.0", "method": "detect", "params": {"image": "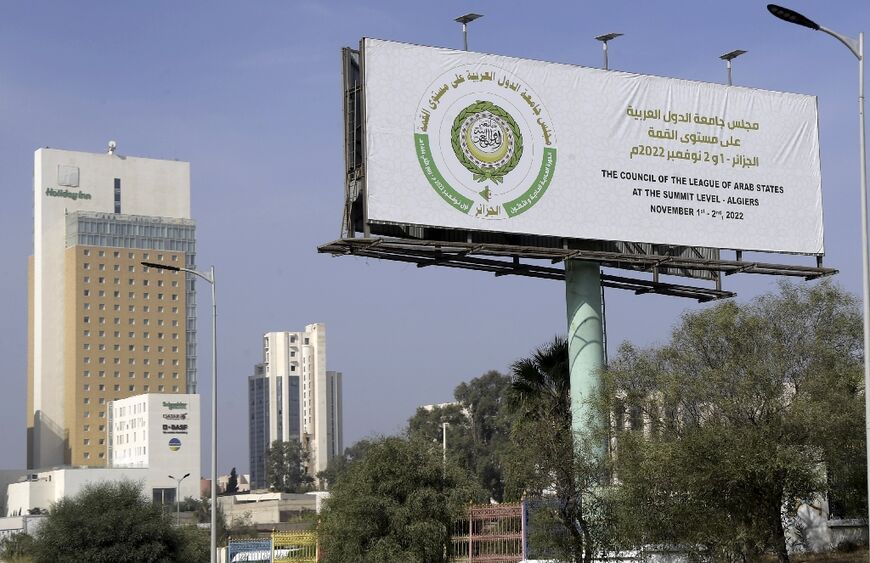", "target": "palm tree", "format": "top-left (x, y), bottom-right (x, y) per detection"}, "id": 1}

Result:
top-left (509, 336), bottom-right (571, 427)
top-left (508, 336), bottom-right (597, 563)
